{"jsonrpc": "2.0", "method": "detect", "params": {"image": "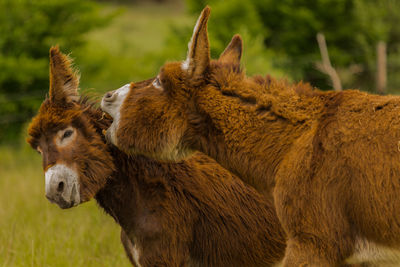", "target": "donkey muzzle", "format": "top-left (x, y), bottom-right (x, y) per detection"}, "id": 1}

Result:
top-left (101, 84), bottom-right (131, 119)
top-left (45, 164), bottom-right (80, 209)
top-left (103, 90), bottom-right (117, 102)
